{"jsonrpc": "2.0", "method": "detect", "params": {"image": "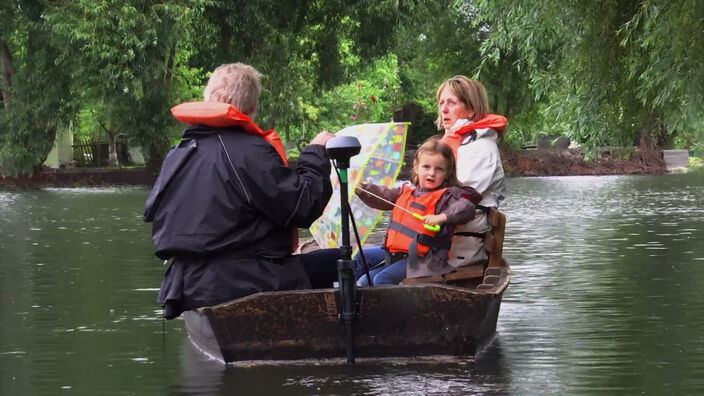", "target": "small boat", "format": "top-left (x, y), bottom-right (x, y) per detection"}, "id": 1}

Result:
top-left (183, 208), bottom-right (510, 364)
